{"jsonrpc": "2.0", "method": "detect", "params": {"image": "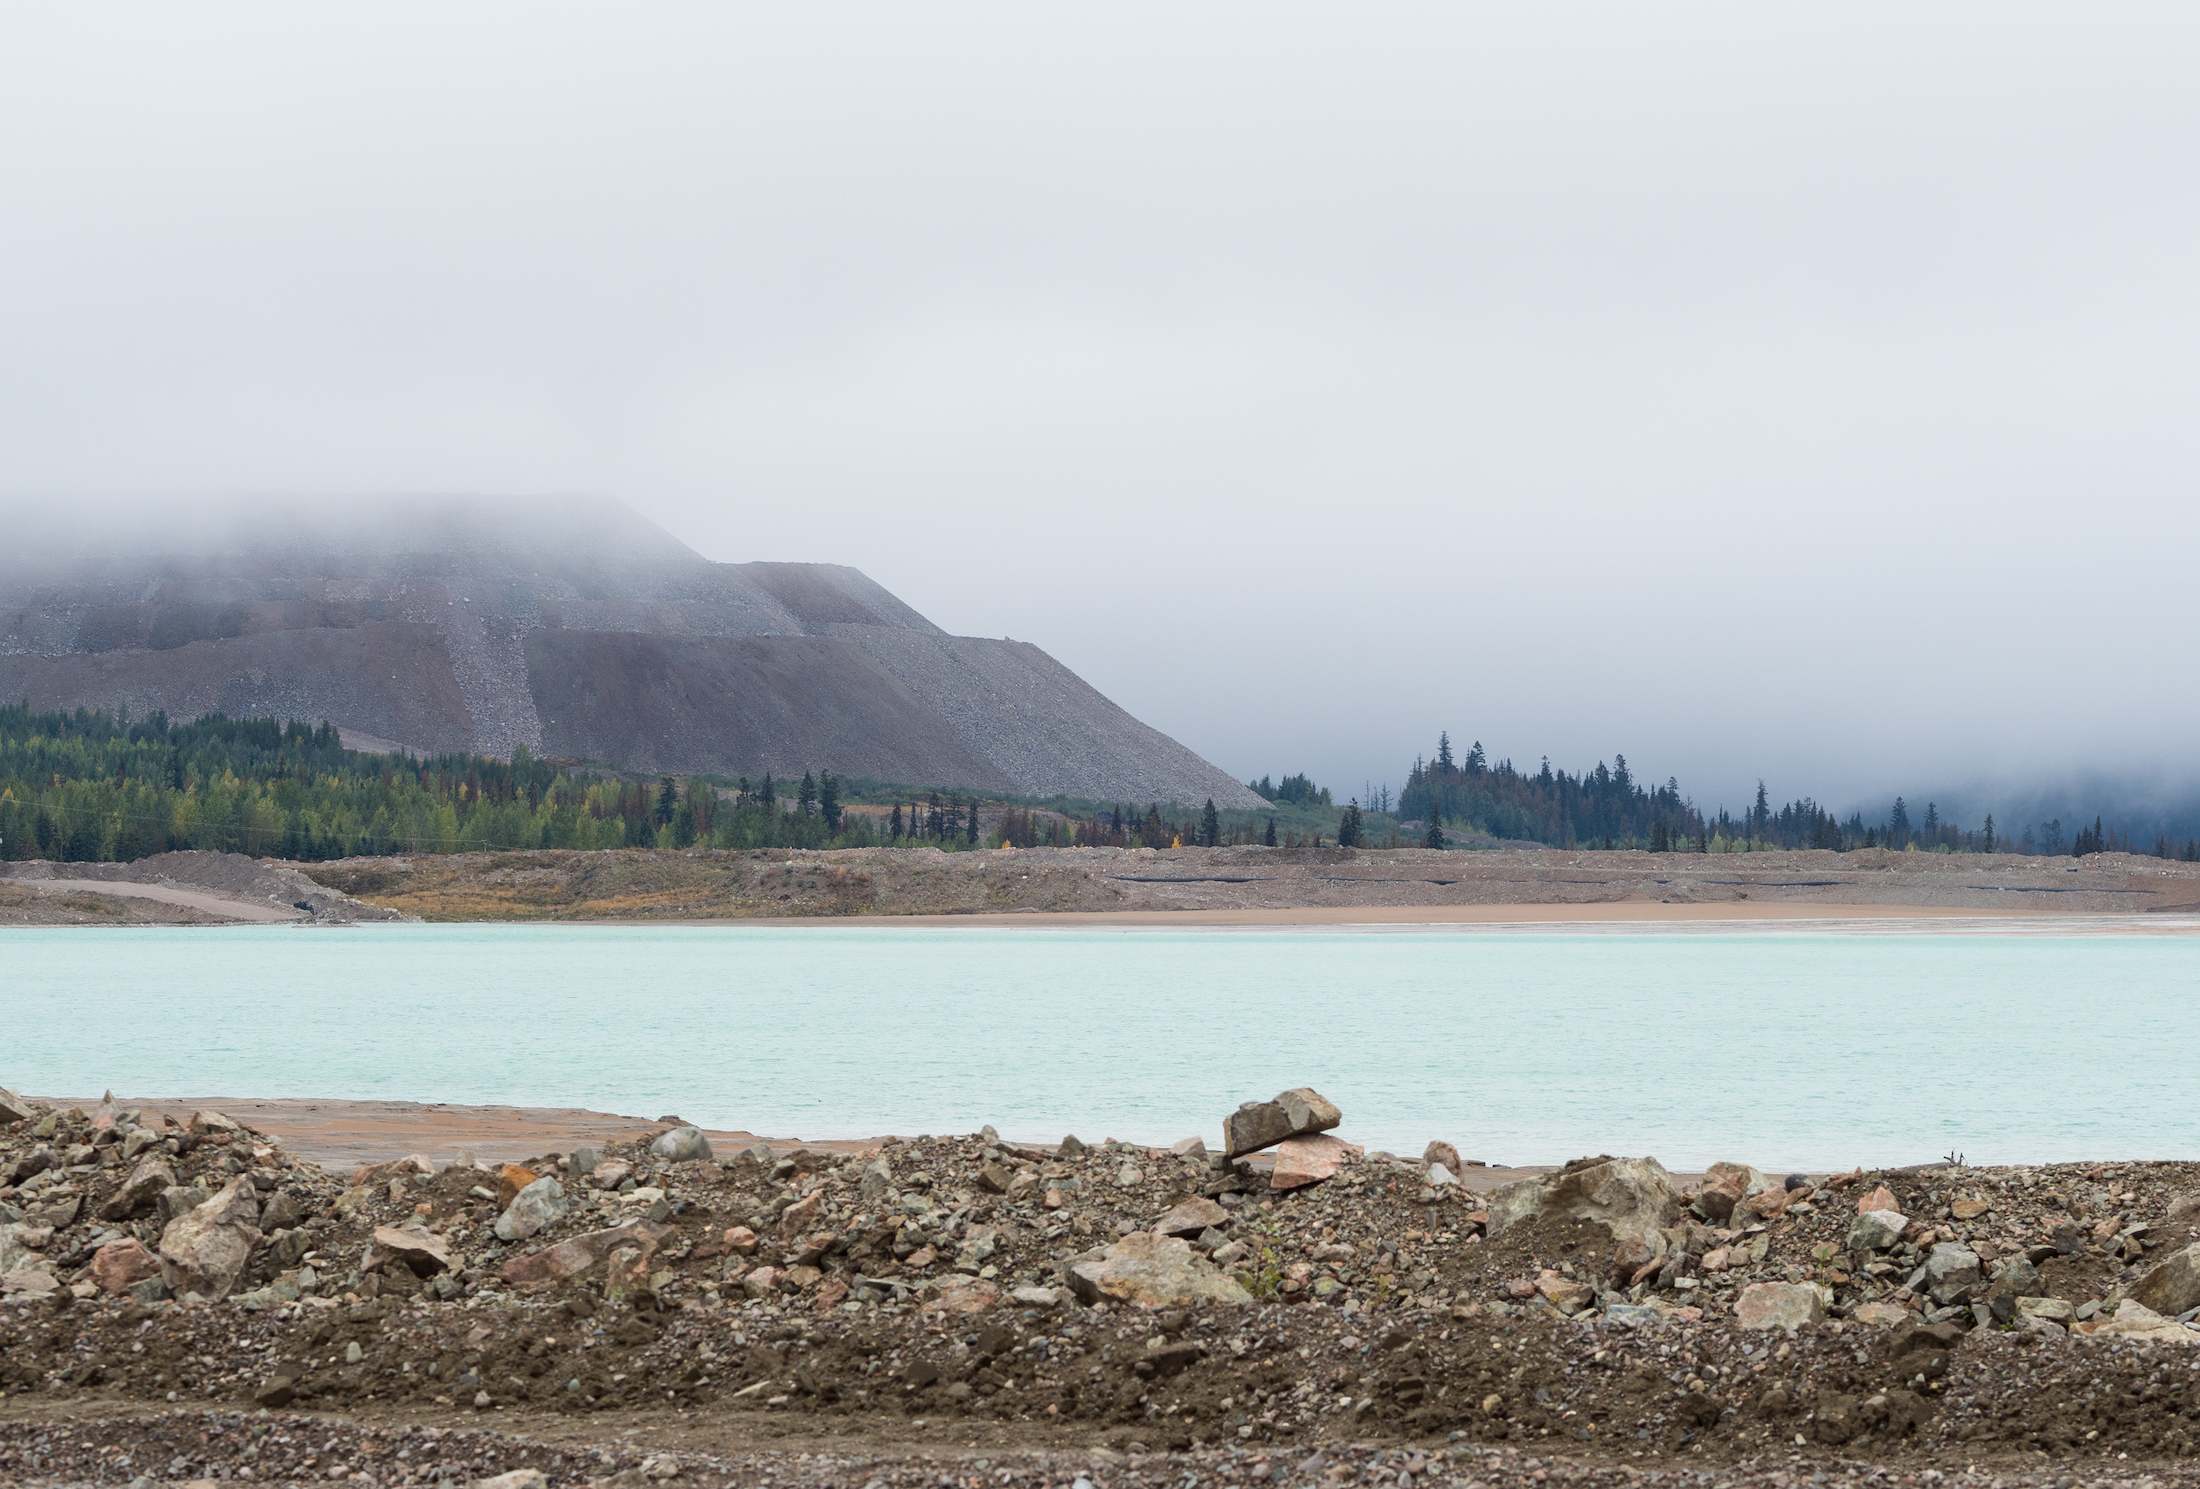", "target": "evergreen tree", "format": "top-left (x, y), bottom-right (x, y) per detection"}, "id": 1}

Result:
top-left (654, 775), bottom-right (678, 826)
top-left (1199, 798), bottom-right (1221, 847)
top-left (1263, 816), bottom-right (1277, 847)
top-left (1140, 805), bottom-right (1166, 848)
top-left (889, 802), bottom-right (904, 839)
top-left (797, 770), bottom-right (818, 815)
top-left (759, 773), bottom-right (777, 812)
top-left (1888, 797), bottom-right (1911, 847)
top-left (1466, 740), bottom-right (1486, 774)
top-left (1922, 801), bottom-right (1939, 838)
top-left (819, 771), bottom-right (842, 834)
top-left (1437, 732), bottom-right (1454, 770)
top-left (1982, 813), bottom-right (1994, 853)
top-left (1337, 799), bottom-right (1364, 848)
top-left (1425, 805), bottom-right (1445, 851)
top-left (966, 797), bottom-right (980, 845)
